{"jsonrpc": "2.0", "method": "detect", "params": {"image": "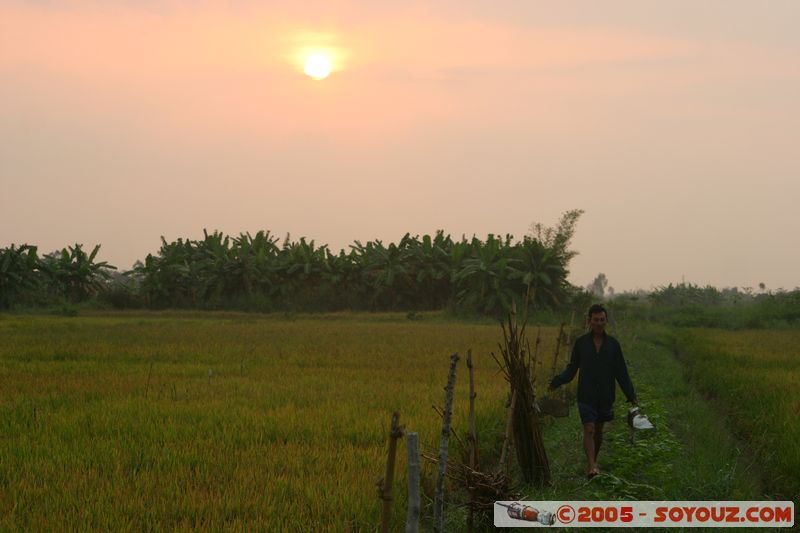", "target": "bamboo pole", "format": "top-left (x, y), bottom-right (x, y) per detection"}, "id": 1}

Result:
top-left (405, 432), bottom-right (420, 533)
top-left (380, 411), bottom-right (403, 533)
top-left (434, 353), bottom-right (459, 533)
